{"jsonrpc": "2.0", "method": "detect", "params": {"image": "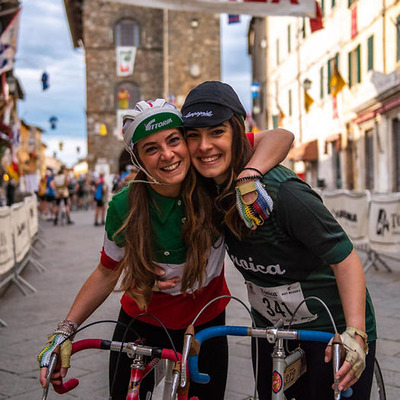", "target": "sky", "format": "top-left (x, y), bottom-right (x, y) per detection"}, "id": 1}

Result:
top-left (14, 0), bottom-right (251, 168)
